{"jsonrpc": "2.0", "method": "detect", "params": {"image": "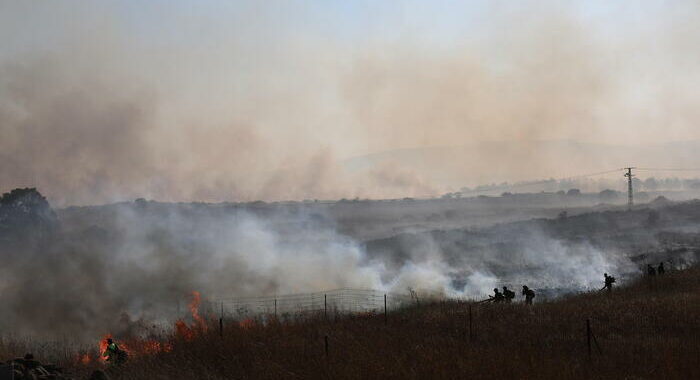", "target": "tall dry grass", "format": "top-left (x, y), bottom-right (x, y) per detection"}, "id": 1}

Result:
top-left (5, 267), bottom-right (700, 379)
